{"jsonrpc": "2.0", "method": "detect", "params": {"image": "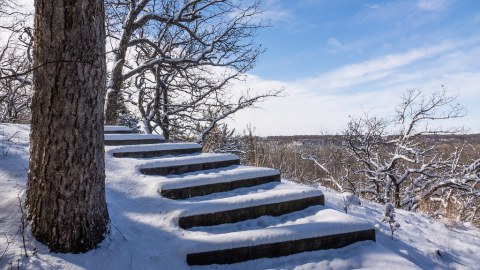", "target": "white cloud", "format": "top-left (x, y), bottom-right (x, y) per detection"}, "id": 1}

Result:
top-left (229, 81), bottom-right (399, 136)
top-left (228, 42), bottom-right (480, 136)
top-left (416, 0), bottom-right (452, 12)
top-left (363, 4), bottom-right (380, 10)
top-left (256, 9), bottom-right (293, 23)
top-left (326, 37), bottom-right (347, 51)
top-left (299, 41), bottom-right (460, 92)
top-left (256, 0), bottom-right (294, 23)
